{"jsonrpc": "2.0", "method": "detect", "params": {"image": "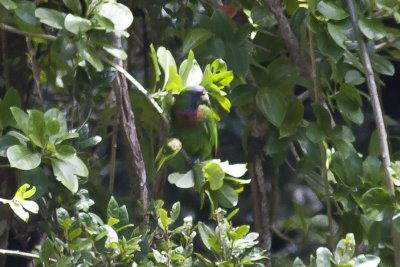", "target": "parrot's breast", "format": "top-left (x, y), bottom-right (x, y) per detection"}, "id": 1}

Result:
top-left (175, 110), bottom-right (201, 128)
